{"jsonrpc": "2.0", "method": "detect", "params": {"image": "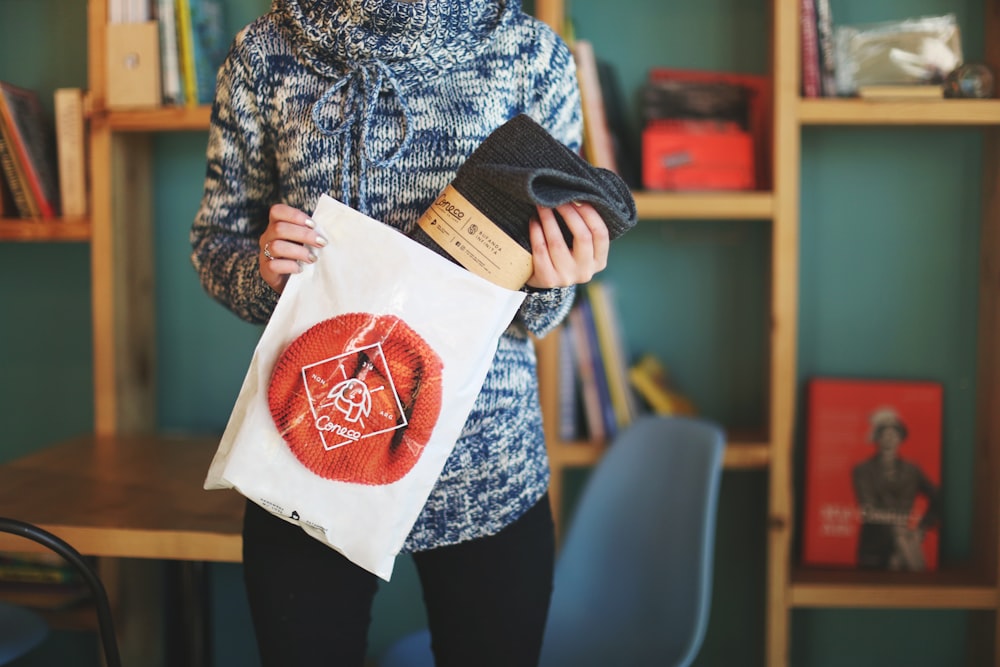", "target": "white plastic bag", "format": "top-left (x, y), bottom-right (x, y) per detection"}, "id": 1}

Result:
top-left (205, 194), bottom-right (526, 580)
